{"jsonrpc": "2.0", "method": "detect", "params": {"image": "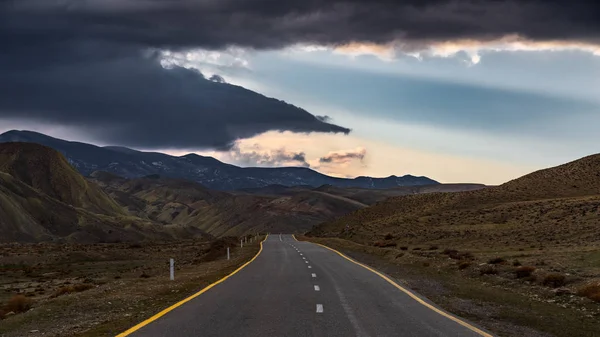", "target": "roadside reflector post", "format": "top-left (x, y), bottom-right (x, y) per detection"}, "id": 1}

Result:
top-left (227, 247), bottom-right (230, 260)
top-left (170, 258), bottom-right (174, 281)
top-left (241, 239), bottom-right (243, 248)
